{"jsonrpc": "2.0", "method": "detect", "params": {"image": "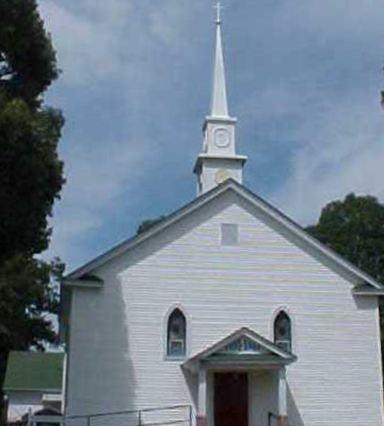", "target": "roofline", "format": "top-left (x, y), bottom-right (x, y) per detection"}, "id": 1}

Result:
top-left (203, 116), bottom-right (237, 130)
top-left (65, 181), bottom-right (236, 280)
top-left (182, 326), bottom-right (296, 371)
top-left (65, 179), bottom-right (384, 290)
top-left (352, 285), bottom-right (384, 296)
top-left (354, 291), bottom-right (384, 296)
top-left (194, 154), bottom-right (248, 174)
top-left (7, 350), bottom-right (64, 356)
top-left (3, 387), bottom-right (62, 393)
top-left (235, 182), bottom-right (384, 289)
top-left (186, 327), bottom-right (296, 363)
top-left (62, 278), bottom-right (104, 288)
